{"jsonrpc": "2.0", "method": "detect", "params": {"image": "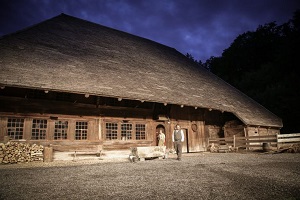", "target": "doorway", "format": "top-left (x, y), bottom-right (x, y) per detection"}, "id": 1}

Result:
top-left (182, 129), bottom-right (189, 153)
top-left (156, 124), bottom-right (165, 146)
